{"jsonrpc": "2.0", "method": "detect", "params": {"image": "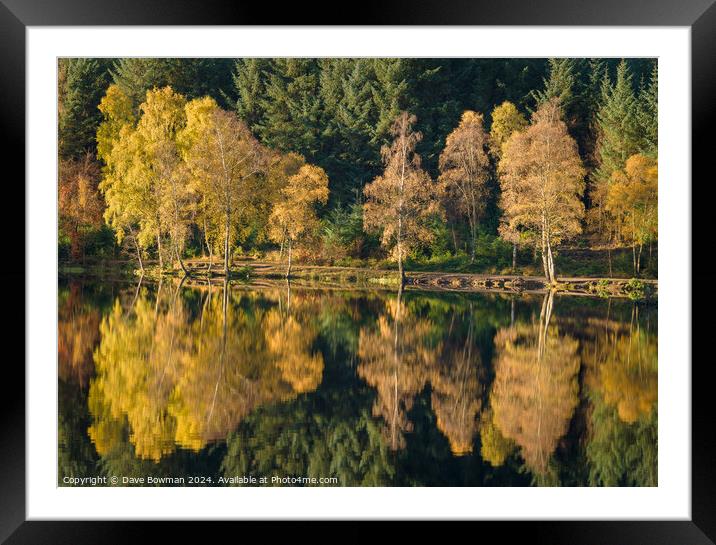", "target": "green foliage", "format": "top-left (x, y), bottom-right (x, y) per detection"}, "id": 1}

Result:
top-left (55, 57), bottom-right (658, 272)
top-left (112, 58), bottom-right (234, 112)
top-left (58, 58), bottom-right (112, 159)
top-left (636, 65), bottom-right (658, 157)
top-left (256, 59), bottom-right (323, 160)
top-left (587, 402), bottom-right (657, 486)
top-left (321, 201), bottom-right (365, 259)
top-left (593, 60), bottom-right (642, 184)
